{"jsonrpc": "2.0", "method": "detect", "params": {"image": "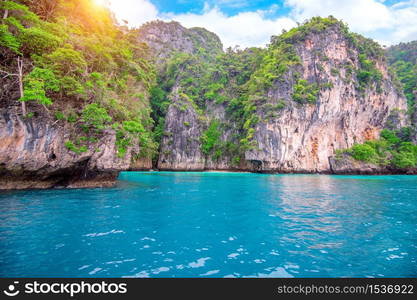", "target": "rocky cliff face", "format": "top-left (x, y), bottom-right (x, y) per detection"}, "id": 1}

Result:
top-left (157, 91), bottom-right (246, 171)
top-left (147, 19), bottom-right (408, 173)
top-left (0, 106), bottom-right (140, 189)
top-left (329, 154), bottom-right (417, 175)
top-left (138, 21), bottom-right (246, 171)
top-left (245, 27), bottom-right (408, 173)
top-left (0, 16), bottom-right (413, 190)
top-left (137, 21), bottom-right (223, 64)
top-left (157, 90), bottom-right (206, 170)
top-left (413, 108), bottom-right (417, 144)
